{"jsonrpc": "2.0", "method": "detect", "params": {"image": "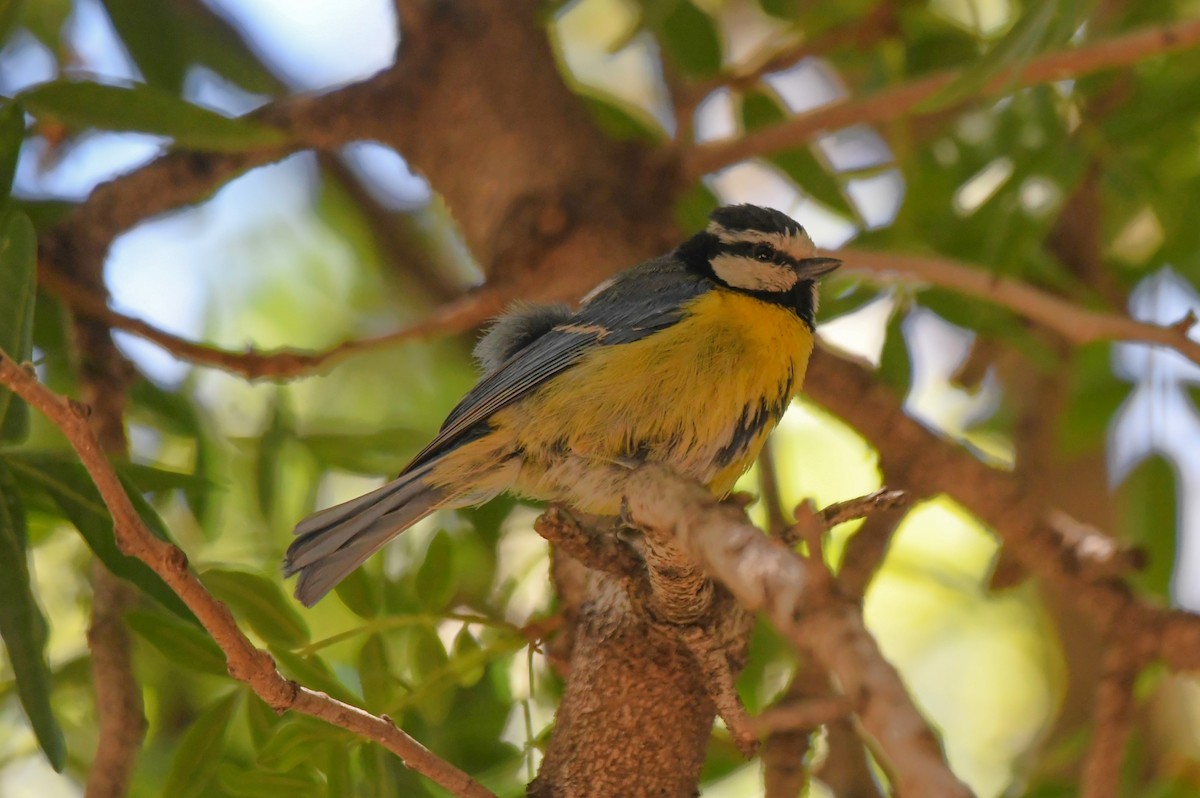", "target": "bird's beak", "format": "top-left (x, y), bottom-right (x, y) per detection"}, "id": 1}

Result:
top-left (796, 257), bottom-right (841, 279)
